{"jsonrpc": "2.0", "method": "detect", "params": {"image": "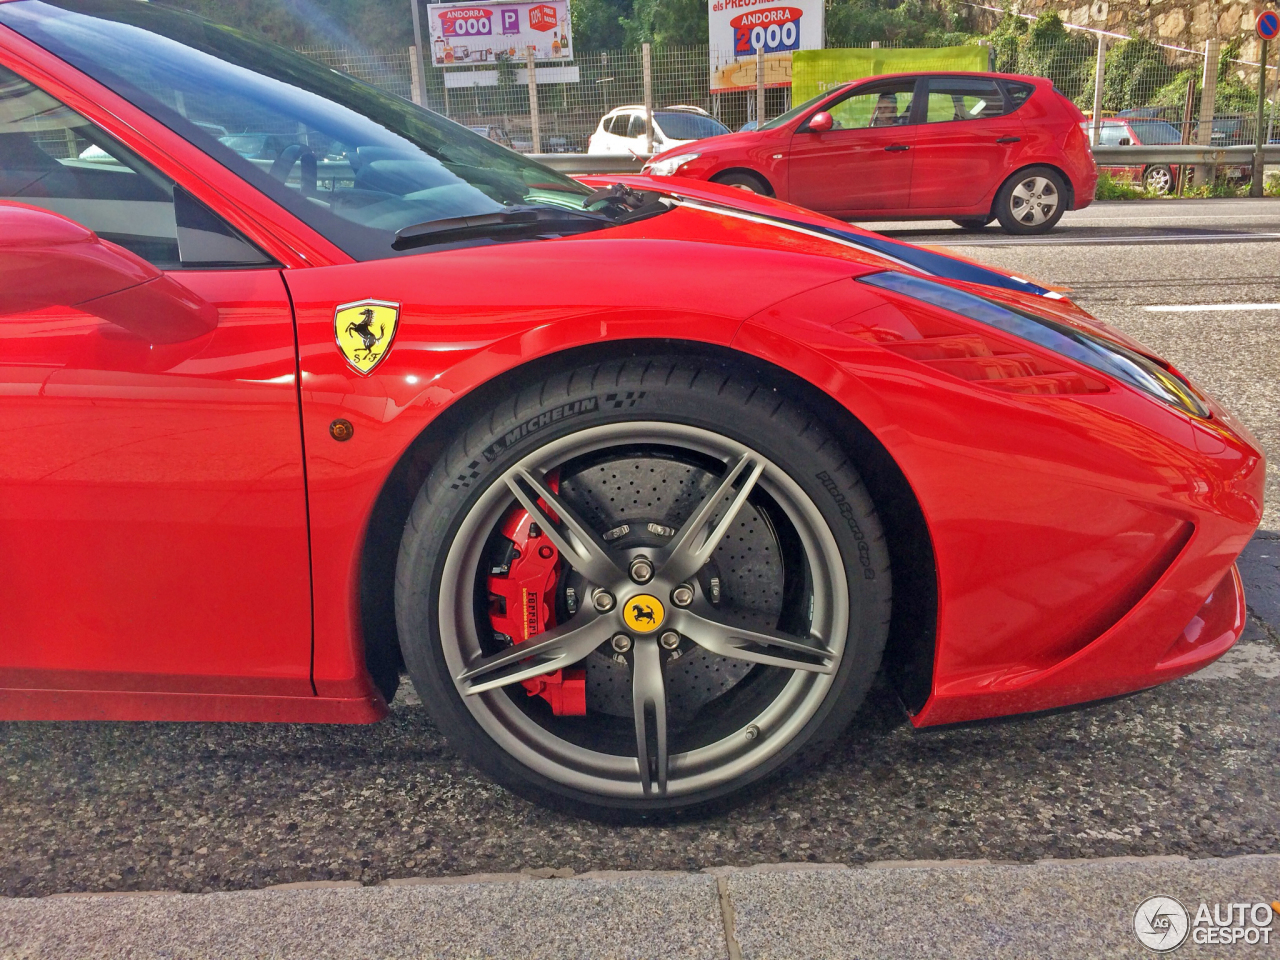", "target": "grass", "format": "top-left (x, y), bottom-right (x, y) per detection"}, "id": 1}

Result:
top-left (1093, 169), bottom-right (1278, 200)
